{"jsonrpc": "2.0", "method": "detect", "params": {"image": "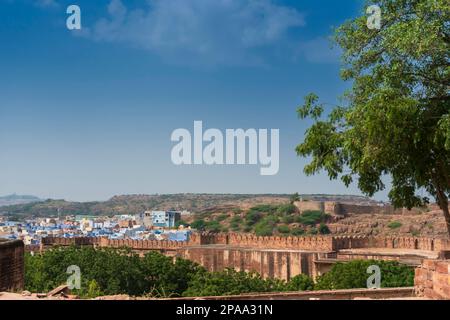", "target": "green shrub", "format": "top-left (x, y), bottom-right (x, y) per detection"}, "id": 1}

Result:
top-left (319, 223), bottom-right (331, 235)
top-left (230, 216), bottom-right (243, 223)
top-left (282, 215), bottom-right (294, 224)
top-left (230, 222), bottom-right (241, 231)
top-left (216, 214), bottom-right (229, 222)
top-left (245, 211), bottom-right (263, 225)
top-left (296, 210), bottom-right (329, 226)
top-left (191, 219), bottom-right (206, 230)
top-left (206, 220), bottom-right (222, 232)
top-left (290, 228), bottom-right (305, 236)
top-left (276, 204), bottom-right (297, 216)
top-left (286, 274), bottom-right (314, 291)
top-left (277, 225), bottom-right (290, 234)
top-left (314, 260), bottom-right (414, 290)
top-left (388, 221), bottom-right (402, 229)
top-left (24, 247), bottom-right (203, 298)
top-left (183, 268), bottom-right (286, 297)
top-left (249, 204), bottom-right (279, 214)
top-left (175, 220), bottom-right (189, 228)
